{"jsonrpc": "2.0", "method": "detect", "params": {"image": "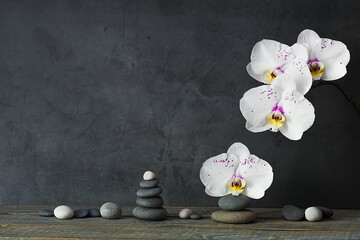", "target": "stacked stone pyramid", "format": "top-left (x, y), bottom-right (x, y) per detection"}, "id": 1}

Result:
top-left (211, 194), bottom-right (256, 224)
top-left (133, 171), bottom-right (167, 220)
